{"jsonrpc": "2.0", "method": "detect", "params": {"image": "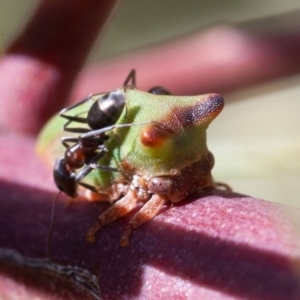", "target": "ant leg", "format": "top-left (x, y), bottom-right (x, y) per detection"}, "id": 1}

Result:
top-left (75, 147), bottom-right (116, 182)
top-left (80, 121), bottom-right (152, 139)
top-left (60, 93), bottom-right (105, 129)
top-left (60, 100), bottom-right (91, 124)
top-left (62, 115), bottom-right (91, 133)
top-left (61, 137), bottom-right (79, 148)
top-left (59, 93), bottom-right (107, 119)
top-left (61, 114), bottom-right (88, 124)
top-left (75, 156), bottom-right (105, 182)
top-left (59, 93), bottom-right (103, 118)
top-left (90, 164), bottom-right (119, 172)
top-left (123, 69), bottom-right (136, 90)
top-left (78, 181), bottom-right (100, 194)
top-left (75, 149), bottom-right (119, 196)
top-left (63, 123), bottom-right (91, 134)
